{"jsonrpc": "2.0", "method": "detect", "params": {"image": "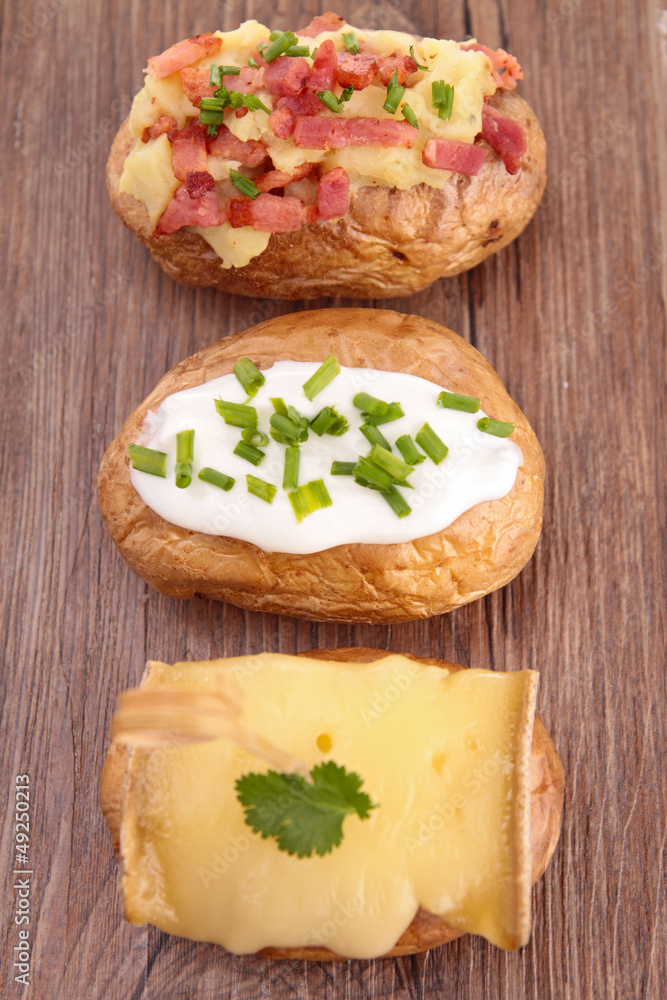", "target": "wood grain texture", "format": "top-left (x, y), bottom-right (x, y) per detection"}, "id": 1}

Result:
top-left (0, 1), bottom-right (665, 998)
